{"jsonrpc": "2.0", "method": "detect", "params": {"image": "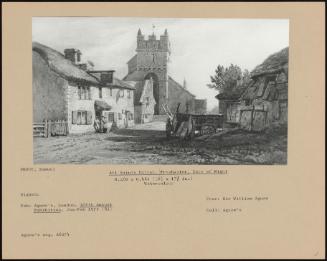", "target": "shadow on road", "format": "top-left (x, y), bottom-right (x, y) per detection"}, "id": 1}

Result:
top-left (106, 128), bottom-right (166, 143)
